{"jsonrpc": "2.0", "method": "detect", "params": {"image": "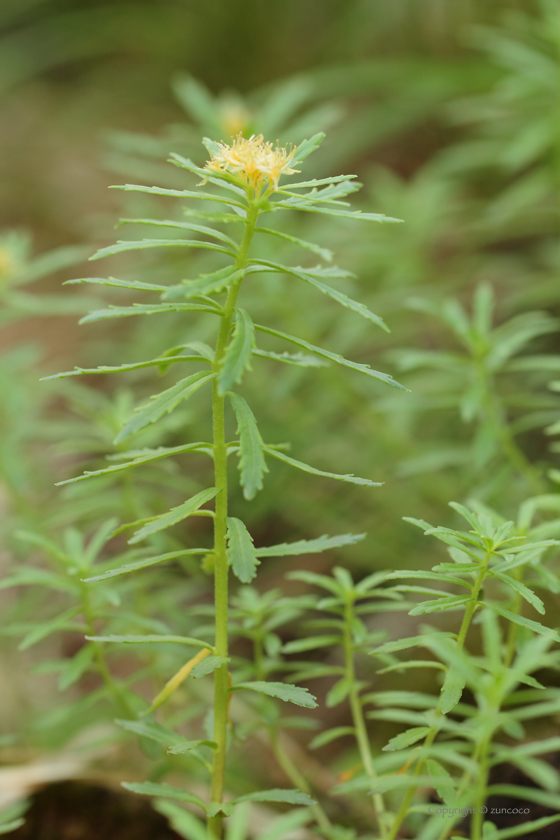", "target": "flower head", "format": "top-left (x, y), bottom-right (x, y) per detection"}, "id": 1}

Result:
top-left (204, 133), bottom-right (299, 193)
